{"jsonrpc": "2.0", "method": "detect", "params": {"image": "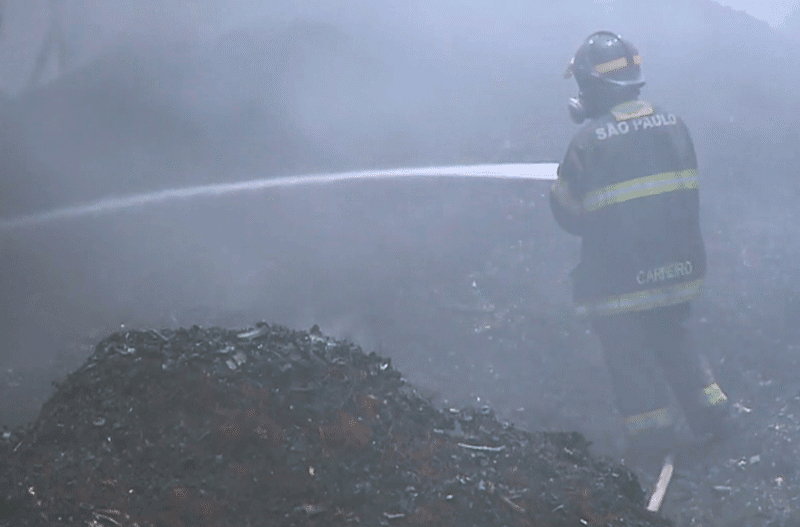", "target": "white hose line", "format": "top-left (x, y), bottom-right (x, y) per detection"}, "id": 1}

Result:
top-left (0, 163), bottom-right (558, 232)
